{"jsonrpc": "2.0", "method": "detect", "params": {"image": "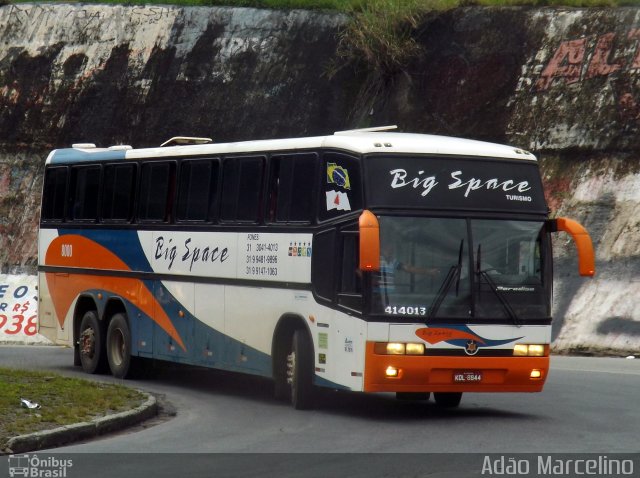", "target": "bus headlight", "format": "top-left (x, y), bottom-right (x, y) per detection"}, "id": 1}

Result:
top-left (374, 342), bottom-right (426, 355)
top-left (513, 344), bottom-right (547, 357)
top-left (527, 344), bottom-right (546, 356)
top-left (405, 343), bottom-right (425, 355)
top-left (513, 344), bottom-right (529, 356)
top-left (386, 343), bottom-right (405, 355)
